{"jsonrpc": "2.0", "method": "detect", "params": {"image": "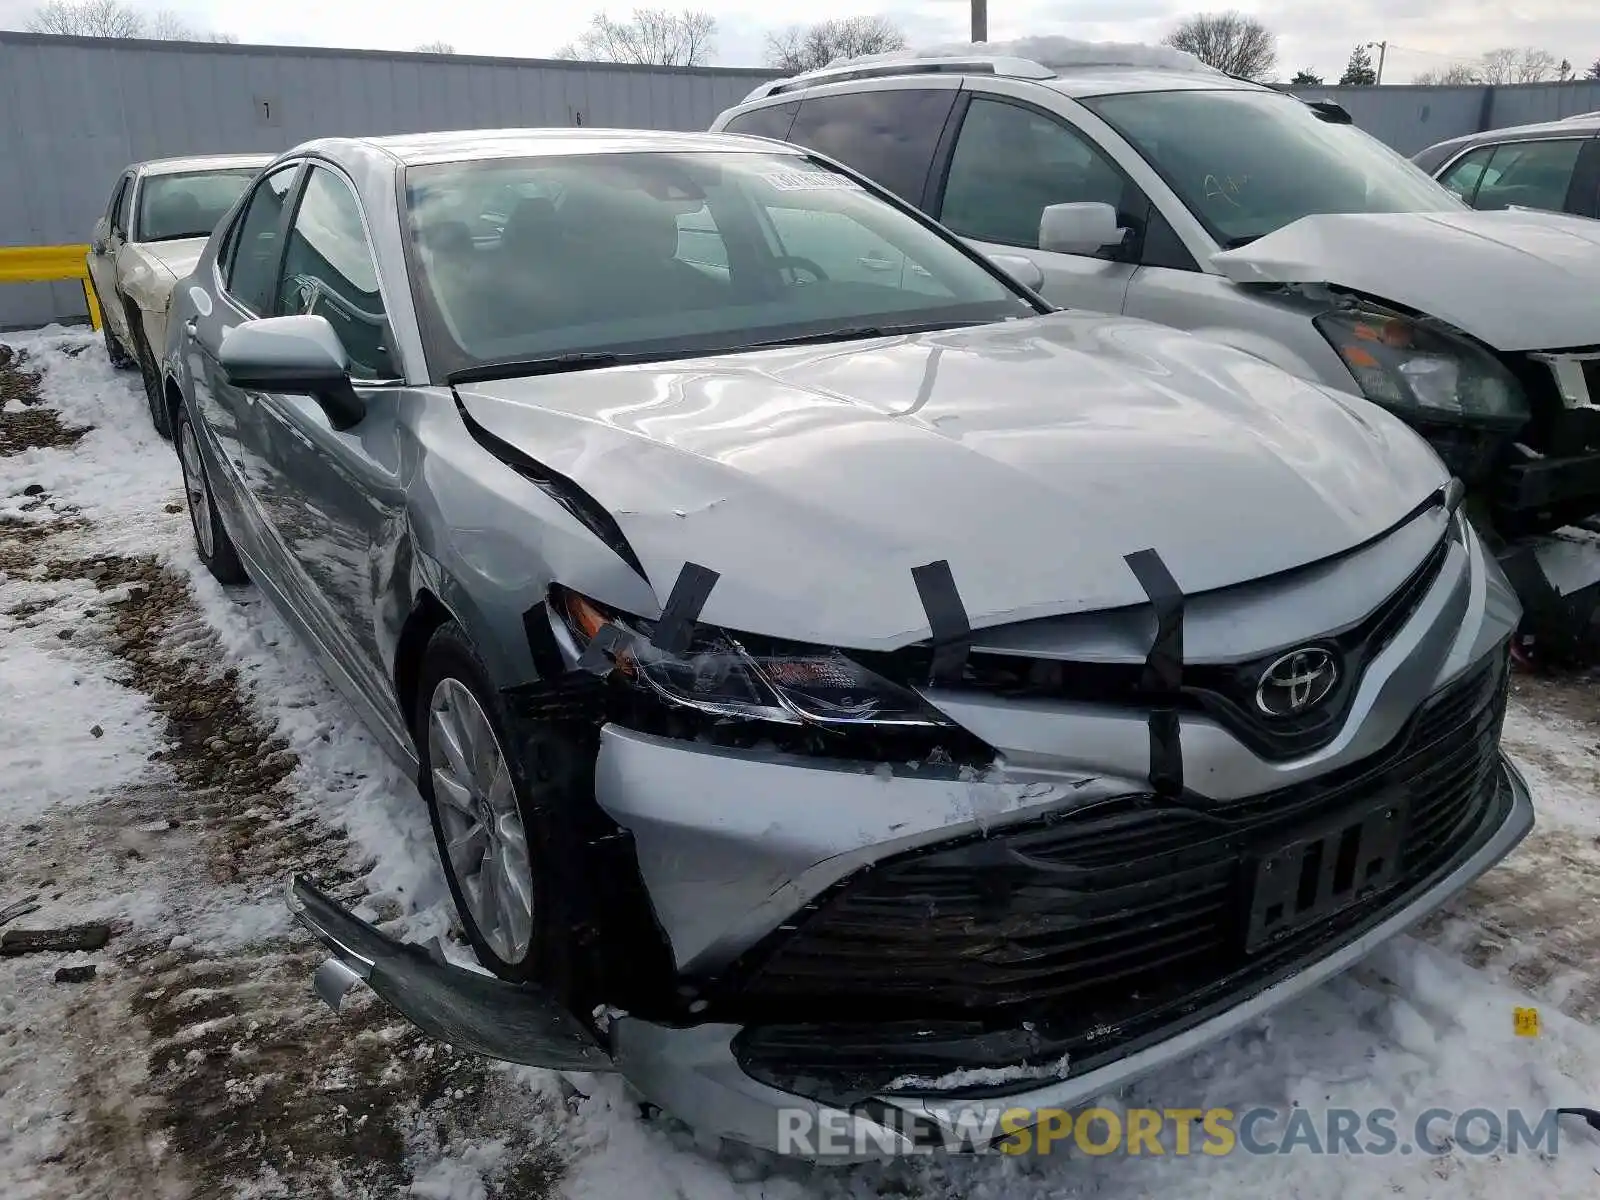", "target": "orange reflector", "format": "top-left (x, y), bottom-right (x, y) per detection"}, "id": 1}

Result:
top-left (1342, 344), bottom-right (1380, 368)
